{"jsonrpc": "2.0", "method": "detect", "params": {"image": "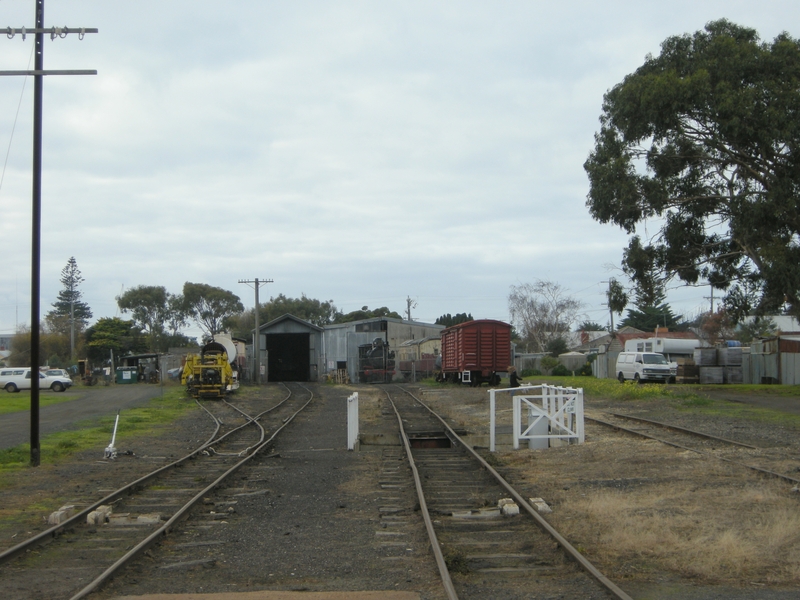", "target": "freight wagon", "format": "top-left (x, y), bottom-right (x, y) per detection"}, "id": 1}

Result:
top-left (438, 319), bottom-right (512, 386)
